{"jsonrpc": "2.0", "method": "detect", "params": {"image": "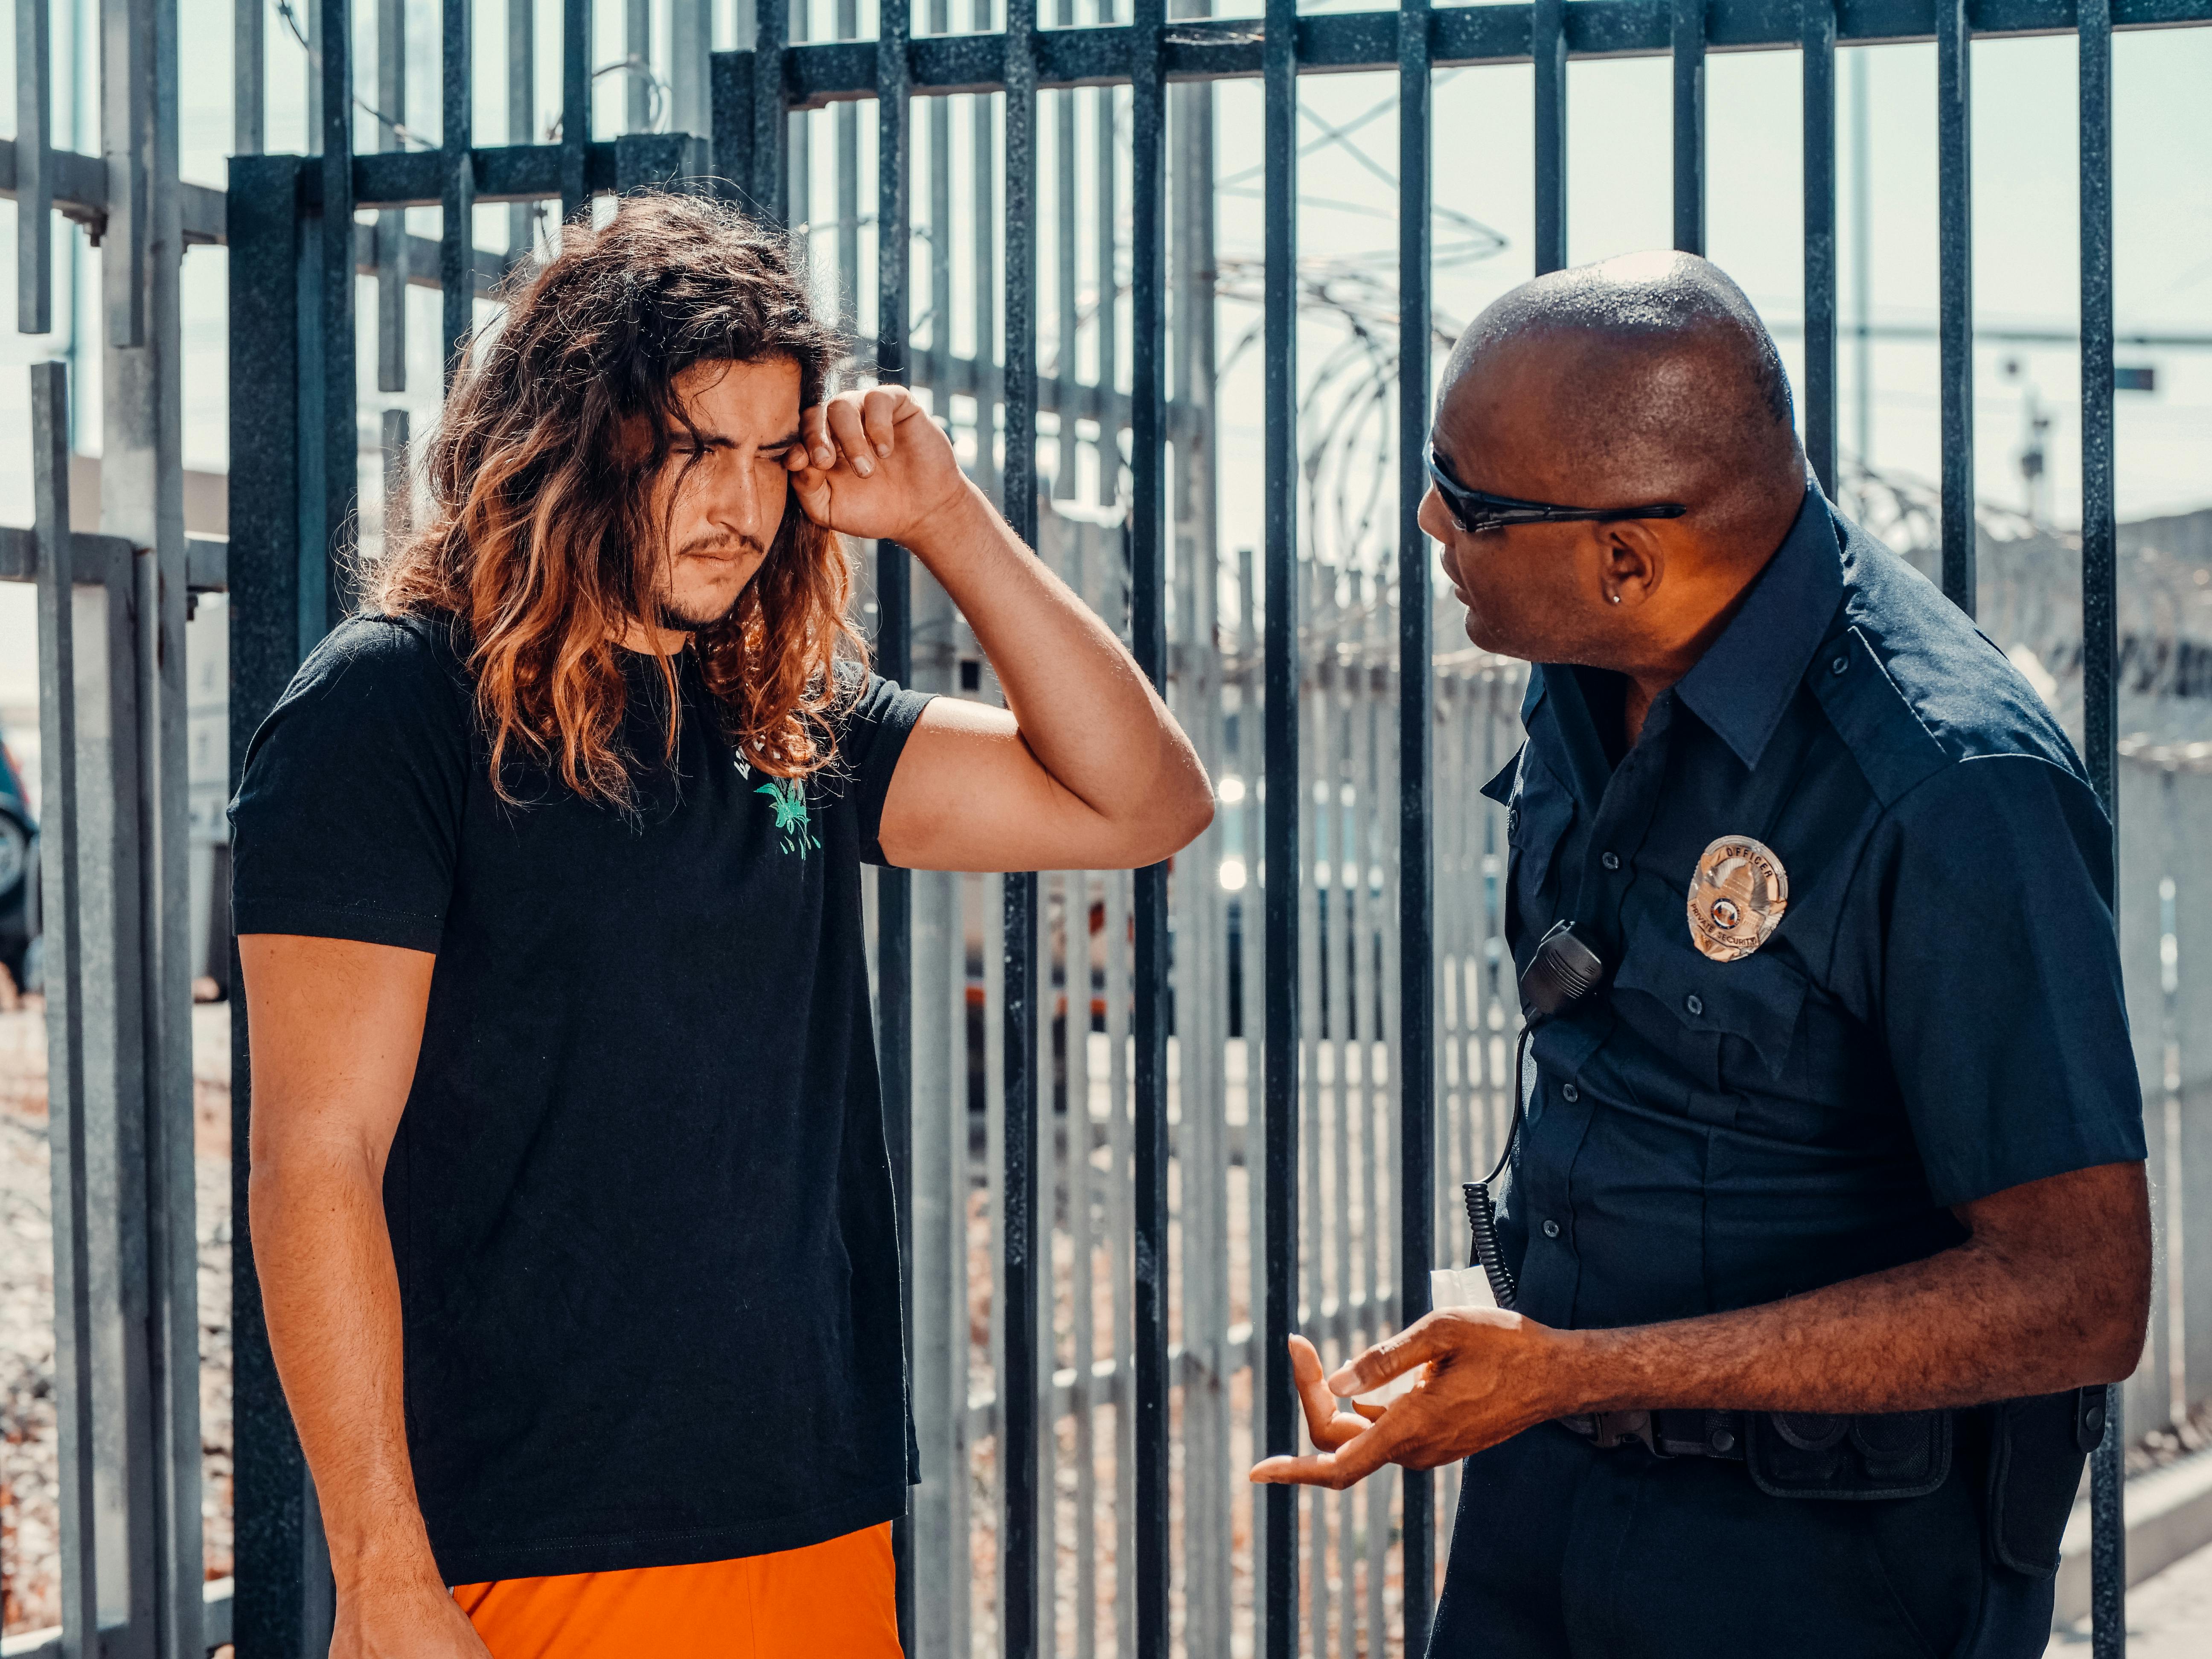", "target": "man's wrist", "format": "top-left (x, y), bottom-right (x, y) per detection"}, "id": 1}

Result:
top-left (895, 476), bottom-right (1006, 571)
top-left (1528, 1321), bottom-right (1637, 1420)
top-left (329, 1528), bottom-right (447, 1598)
